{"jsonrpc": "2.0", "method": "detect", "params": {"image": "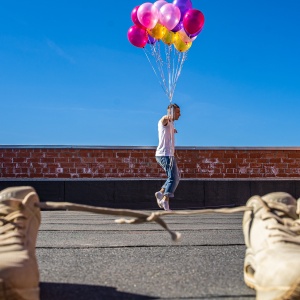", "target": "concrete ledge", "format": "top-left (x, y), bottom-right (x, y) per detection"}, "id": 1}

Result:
top-left (1, 179), bottom-right (299, 209)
